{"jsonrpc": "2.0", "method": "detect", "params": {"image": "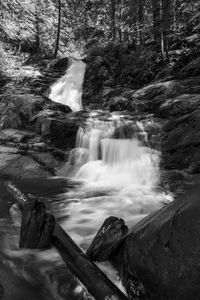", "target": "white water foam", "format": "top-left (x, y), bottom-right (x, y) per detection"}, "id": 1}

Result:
top-left (60, 115), bottom-right (172, 243)
top-left (49, 58), bottom-right (86, 111)
top-left (75, 117), bottom-right (160, 190)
